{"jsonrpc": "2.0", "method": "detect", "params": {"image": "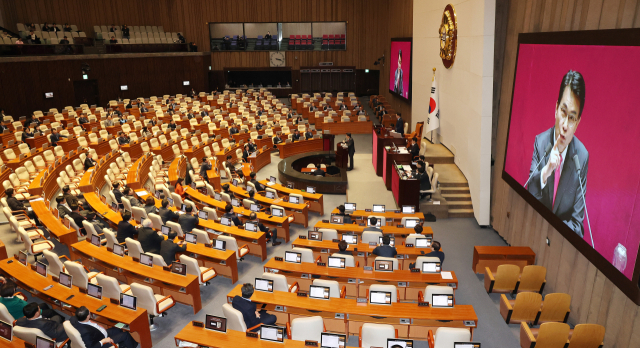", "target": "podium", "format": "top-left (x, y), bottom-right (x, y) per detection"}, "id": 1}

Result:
top-left (372, 126), bottom-right (407, 177)
top-left (383, 147), bottom-right (413, 190)
top-left (336, 143), bottom-right (348, 168)
top-left (391, 162), bottom-right (420, 210)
